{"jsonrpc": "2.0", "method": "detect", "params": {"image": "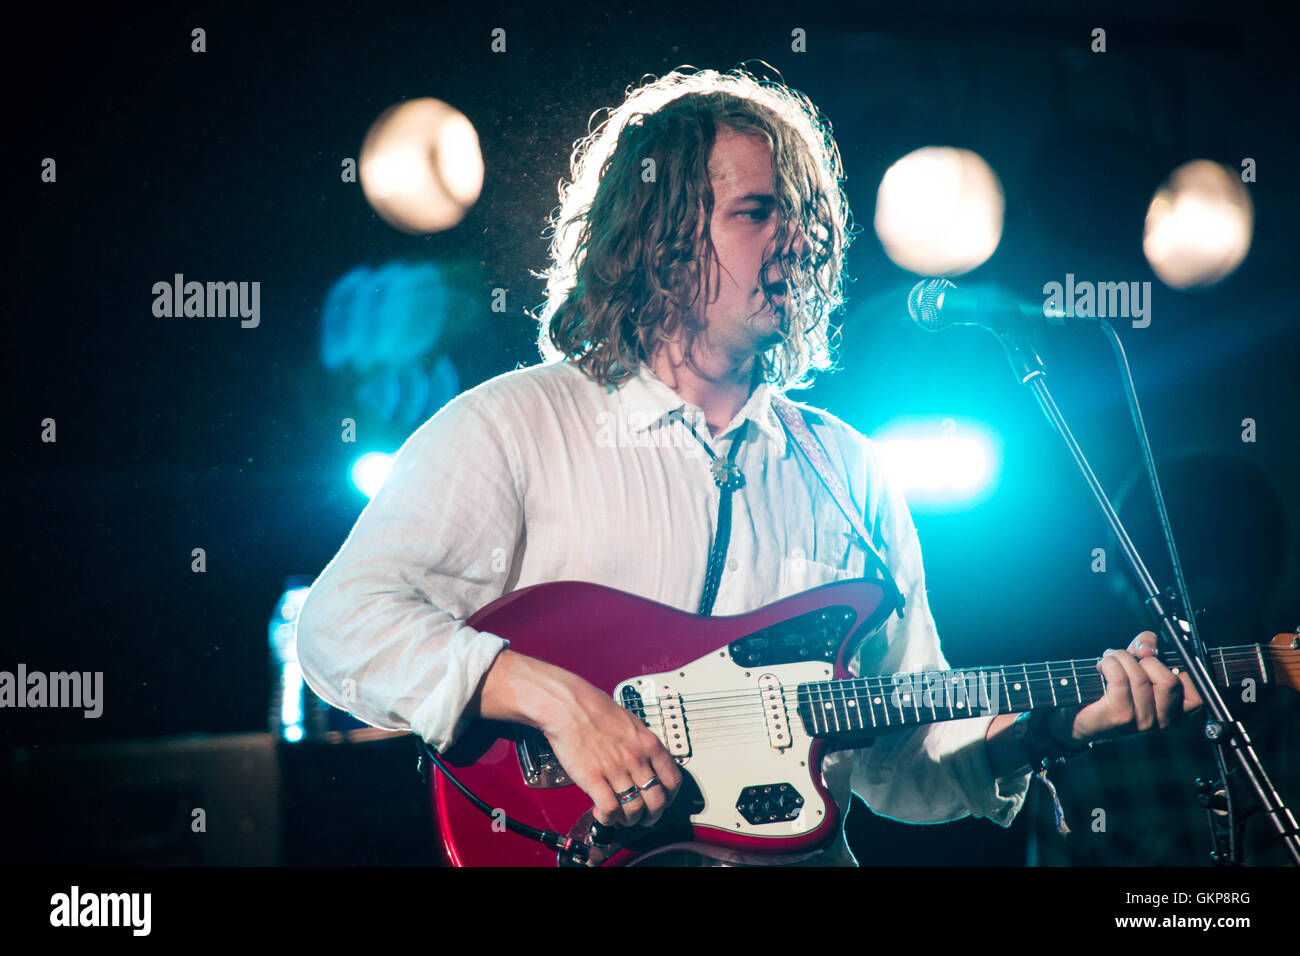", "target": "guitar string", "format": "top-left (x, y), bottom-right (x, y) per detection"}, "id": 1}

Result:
top-left (636, 669), bottom-right (1107, 713)
top-left (632, 667), bottom-right (1281, 731)
top-left (634, 687), bottom-right (1273, 740)
top-left (633, 685), bottom-right (1186, 747)
top-left (513, 649), bottom-right (1291, 753)
top-left (635, 672), bottom-right (1291, 728)
top-left (622, 666), bottom-right (1287, 749)
top-left (618, 650), bottom-right (1291, 740)
top-left (635, 663), bottom-right (1251, 728)
top-left (641, 648), bottom-right (1285, 705)
top-left (621, 649), bottom-right (1280, 715)
top-left (632, 684), bottom-right (1003, 740)
top-left (618, 673), bottom-right (1296, 748)
top-left (627, 674), bottom-right (1295, 748)
top-left (644, 677), bottom-right (1098, 720)
top-left (638, 682), bottom-right (1244, 742)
